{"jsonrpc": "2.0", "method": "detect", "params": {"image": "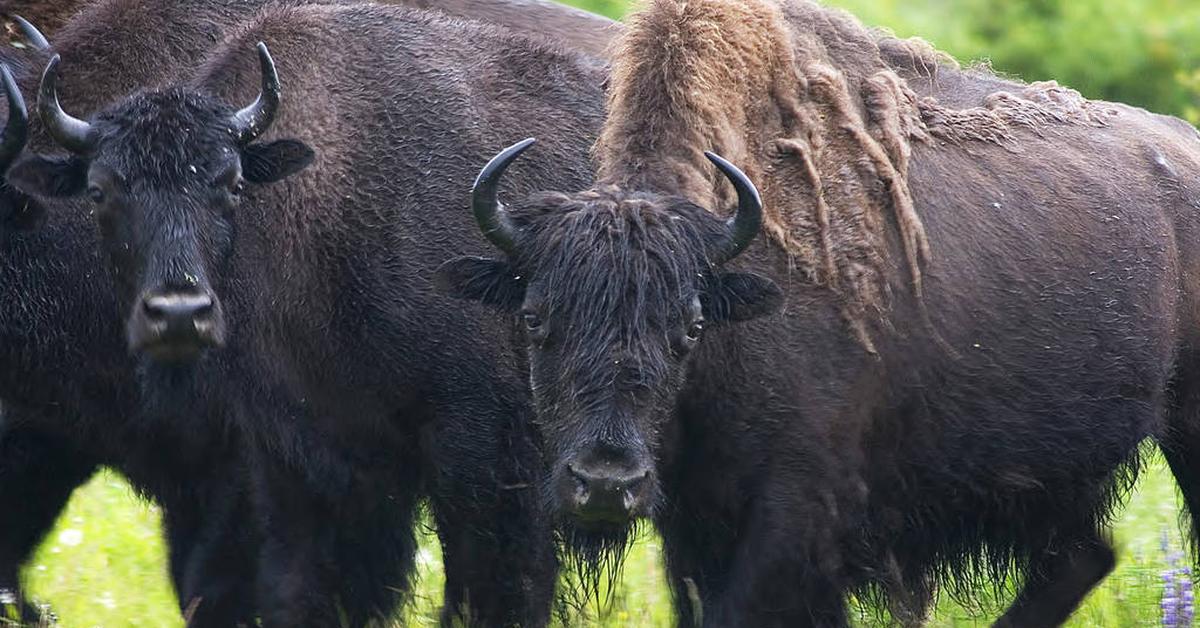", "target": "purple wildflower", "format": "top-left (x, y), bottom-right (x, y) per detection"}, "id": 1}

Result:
top-left (1163, 529), bottom-right (1196, 627)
